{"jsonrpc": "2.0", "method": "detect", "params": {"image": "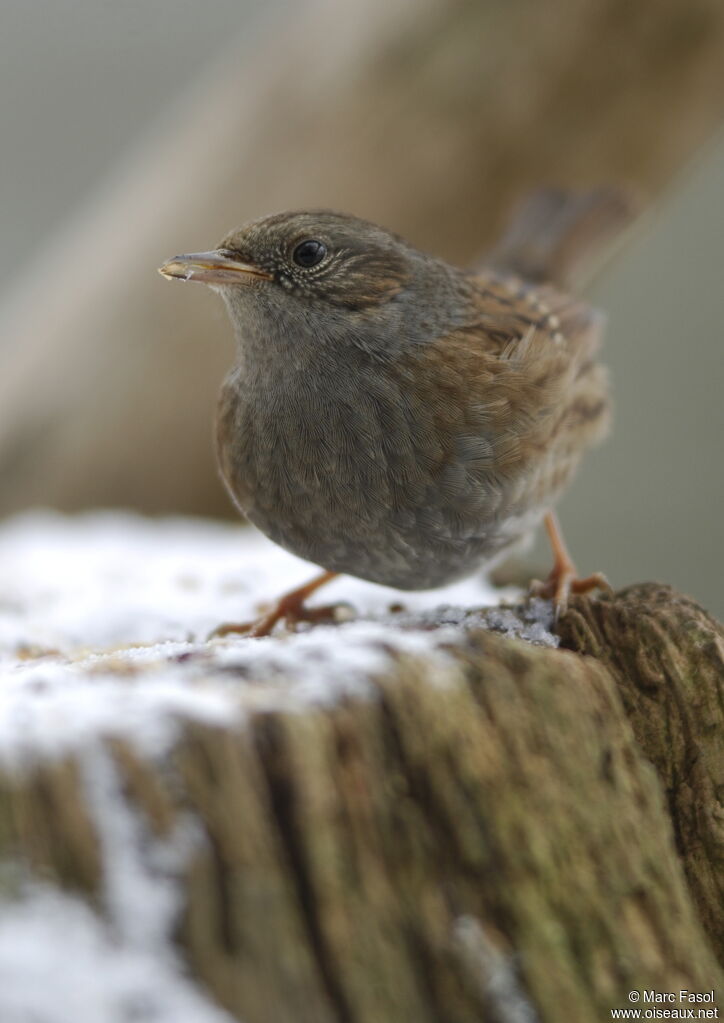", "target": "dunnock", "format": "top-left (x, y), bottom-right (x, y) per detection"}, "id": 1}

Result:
top-left (160, 190), bottom-right (624, 636)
